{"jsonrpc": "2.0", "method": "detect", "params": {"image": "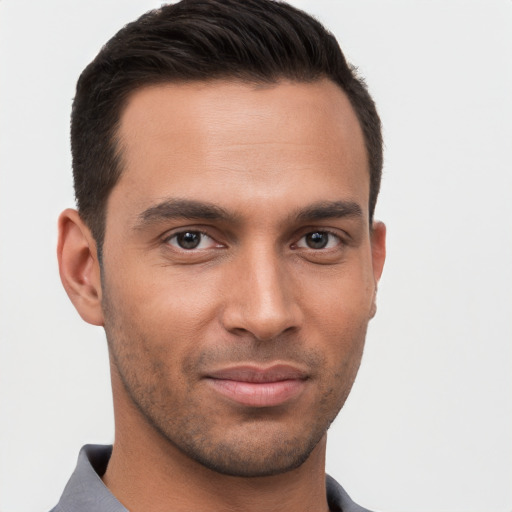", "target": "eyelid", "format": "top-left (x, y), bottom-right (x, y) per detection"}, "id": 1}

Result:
top-left (163, 228), bottom-right (224, 250)
top-left (293, 228), bottom-right (346, 249)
